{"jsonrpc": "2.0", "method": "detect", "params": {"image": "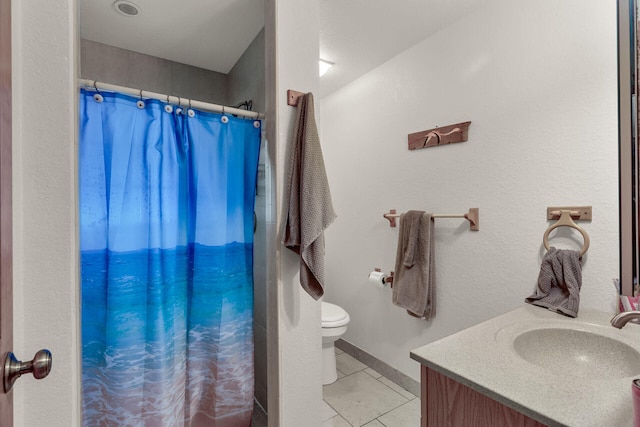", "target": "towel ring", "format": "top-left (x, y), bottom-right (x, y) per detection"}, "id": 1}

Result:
top-left (542, 210), bottom-right (590, 256)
